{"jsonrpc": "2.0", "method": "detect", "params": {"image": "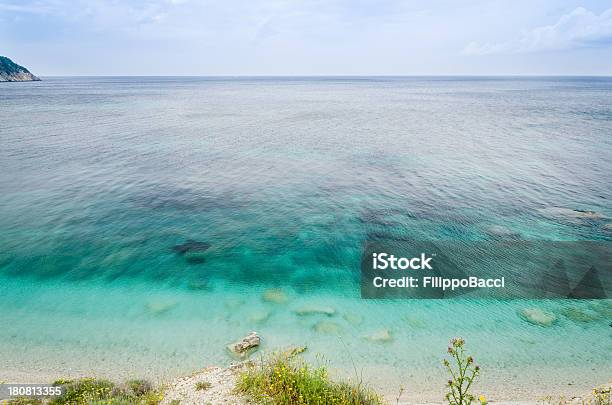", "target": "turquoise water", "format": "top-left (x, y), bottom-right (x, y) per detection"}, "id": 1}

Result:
top-left (1, 77), bottom-right (611, 400)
